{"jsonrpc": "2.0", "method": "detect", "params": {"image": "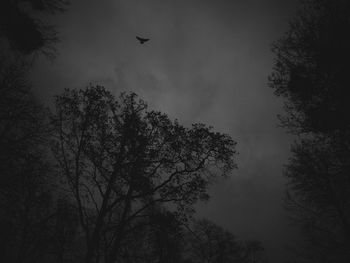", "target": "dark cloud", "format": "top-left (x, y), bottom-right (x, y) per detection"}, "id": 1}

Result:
top-left (31, 0), bottom-right (299, 262)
